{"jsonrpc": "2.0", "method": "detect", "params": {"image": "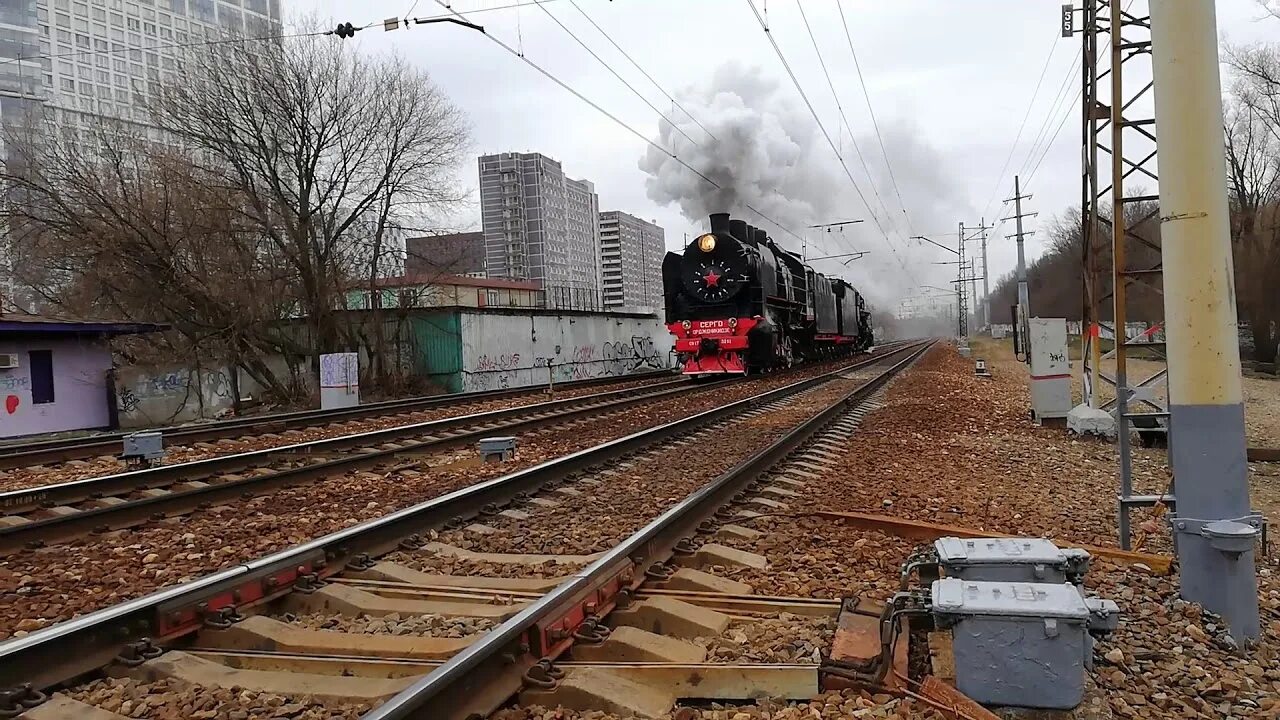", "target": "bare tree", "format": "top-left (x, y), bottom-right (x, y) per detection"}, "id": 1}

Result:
top-left (0, 31), bottom-right (470, 407)
top-left (1223, 65), bottom-right (1280, 362)
top-left (152, 31), bottom-right (469, 368)
top-left (0, 118), bottom-right (304, 399)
